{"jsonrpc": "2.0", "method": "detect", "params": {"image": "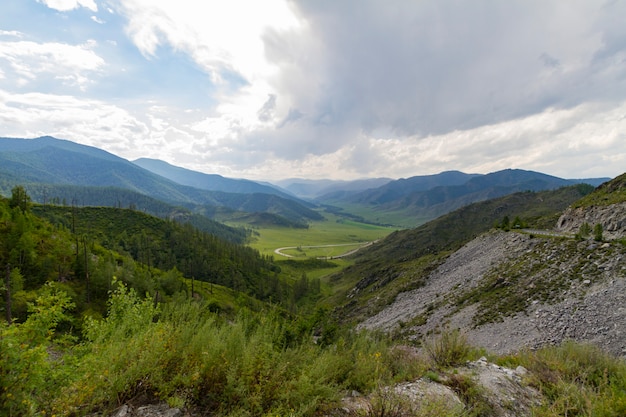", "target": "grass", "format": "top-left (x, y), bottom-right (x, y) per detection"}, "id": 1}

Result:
top-left (572, 172), bottom-right (626, 208)
top-left (4, 285), bottom-right (626, 416)
top-left (243, 212), bottom-right (393, 258)
top-left (326, 202), bottom-right (432, 229)
top-left (499, 342), bottom-right (626, 416)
